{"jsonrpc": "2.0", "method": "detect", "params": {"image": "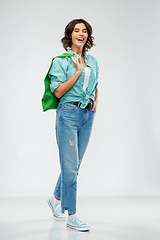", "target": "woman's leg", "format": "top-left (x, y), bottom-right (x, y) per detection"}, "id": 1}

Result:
top-left (55, 103), bottom-right (80, 214)
top-left (66, 108), bottom-right (95, 231)
top-left (77, 108), bottom-right (95, 172)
